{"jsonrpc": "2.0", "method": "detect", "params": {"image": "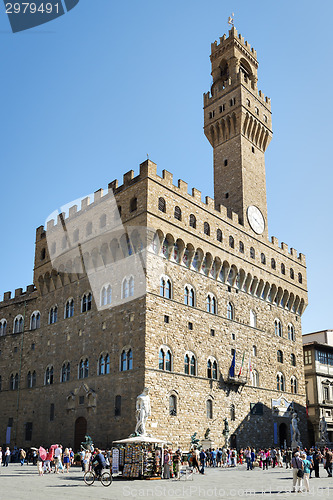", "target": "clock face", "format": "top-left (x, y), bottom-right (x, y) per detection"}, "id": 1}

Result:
top-left (247, 206), bottom-right (265, 234)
